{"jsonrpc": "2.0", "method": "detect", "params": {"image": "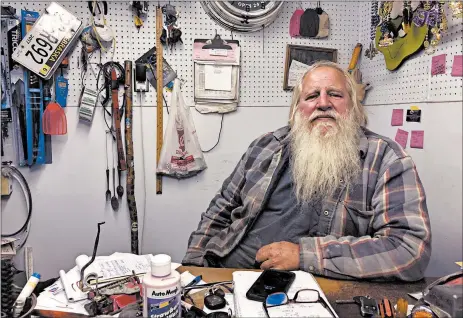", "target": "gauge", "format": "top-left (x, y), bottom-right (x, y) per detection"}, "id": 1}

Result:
top-left (201, 1), bottom-right (284, 32)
